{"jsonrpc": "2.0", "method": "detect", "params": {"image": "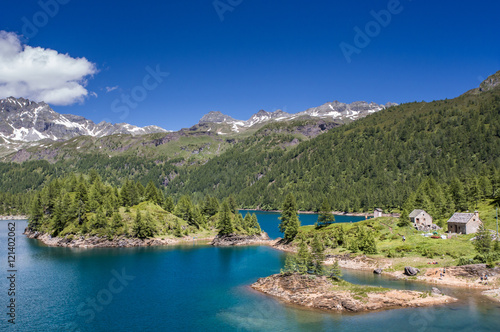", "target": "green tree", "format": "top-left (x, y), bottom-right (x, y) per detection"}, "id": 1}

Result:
top-left (110, 212), bottom-right (124, 235)
top-left (145, 180), bottom-right (162, 205)
top-left (279, 193), bottom-right (300, 241)
top-left (316, 199), bottom-right (335, 228)
top-left (202, 196), bottom-right (219, 217)
top-left (174, 220), bottom-right (183, 237)
top-left (474, 223), bottom-right (492, 255)
top-left (249, 213), bottom-right (261, 235)
top-left (143, 212), bottom-right (157, 237)
top-left (174, 195), bottom-right (199, 228)
top-left (218, 201), bottom-right (234, 235)
top-left (228, 195), bottom-right (238, 214)
top-left (311, 234), bottom-right (325, 274)
top-left (51, 198), bottom-right (65, 236)
top-left (397, 208), bottom-right (411, 227)
top-left (326, 260), bottom-right (343, 281)
top-left (133, 211), bottom-right (151, 239)
top-left (163, 196), bottom-right (175, 213)
top-left (28, 193), bottom-right (44, 231)
top-left (295, 239), bottom-right (313, 274)
top-left (234, 213), bottom-right (244, 232)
